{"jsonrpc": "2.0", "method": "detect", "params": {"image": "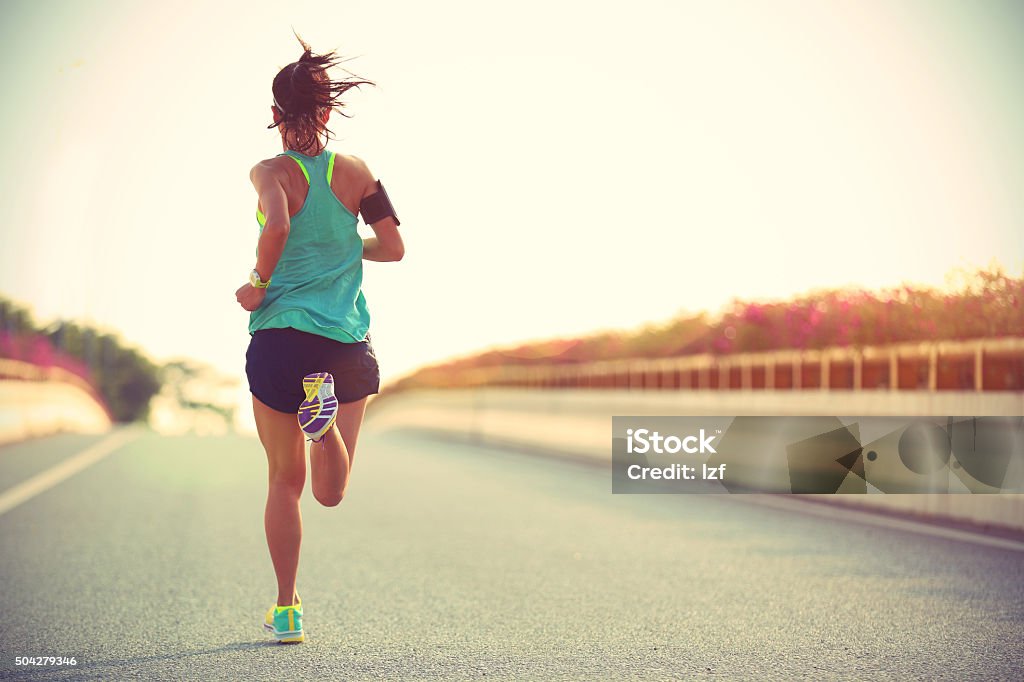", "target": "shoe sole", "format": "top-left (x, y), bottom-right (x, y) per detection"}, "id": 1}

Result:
top-left (298, 372), bottom-right (338, 440)
top-left (264, 622), bottom-right (304, 643)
